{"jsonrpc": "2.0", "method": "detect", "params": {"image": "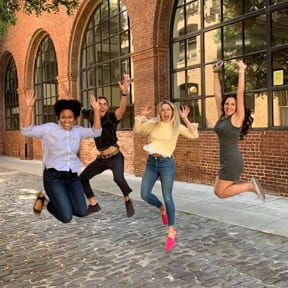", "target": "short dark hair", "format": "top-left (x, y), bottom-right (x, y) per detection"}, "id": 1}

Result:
top-left (53, 99), bottom-right (82, 118)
